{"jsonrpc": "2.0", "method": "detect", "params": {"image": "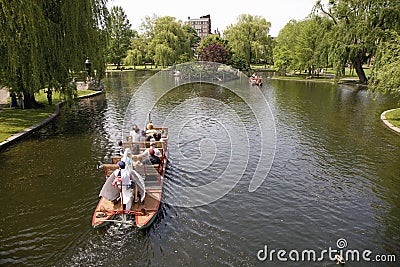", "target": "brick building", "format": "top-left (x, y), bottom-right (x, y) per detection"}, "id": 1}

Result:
top-left (187, 14), bottom-right (212, 41)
